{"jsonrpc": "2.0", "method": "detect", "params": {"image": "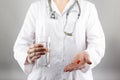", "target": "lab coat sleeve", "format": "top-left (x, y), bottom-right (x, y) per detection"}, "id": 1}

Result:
top-left (13, 3), bottom-right (37, 74)
top-left (85, 4), bottom-right (105, 69)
